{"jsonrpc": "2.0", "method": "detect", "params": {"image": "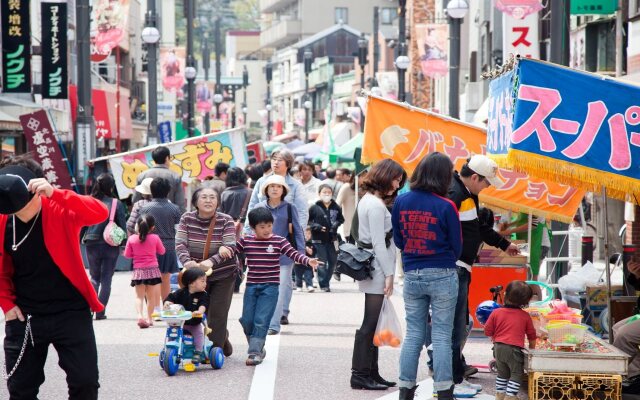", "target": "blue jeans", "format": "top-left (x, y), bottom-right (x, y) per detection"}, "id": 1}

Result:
top-left (452, 267), bottom-right (471, 383)
top-left (269, 262), bottom-right (294, 332)
top-left (315, 242), bottom-right (337, 289)
top-left (294, 263), bottom-right (314, 288)
top-left (86, 243), bottom-right (120, 317)
top-left (399, 268), bottom-right (458, 392)
top-left (240, 283), bottom-right (279, 354)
